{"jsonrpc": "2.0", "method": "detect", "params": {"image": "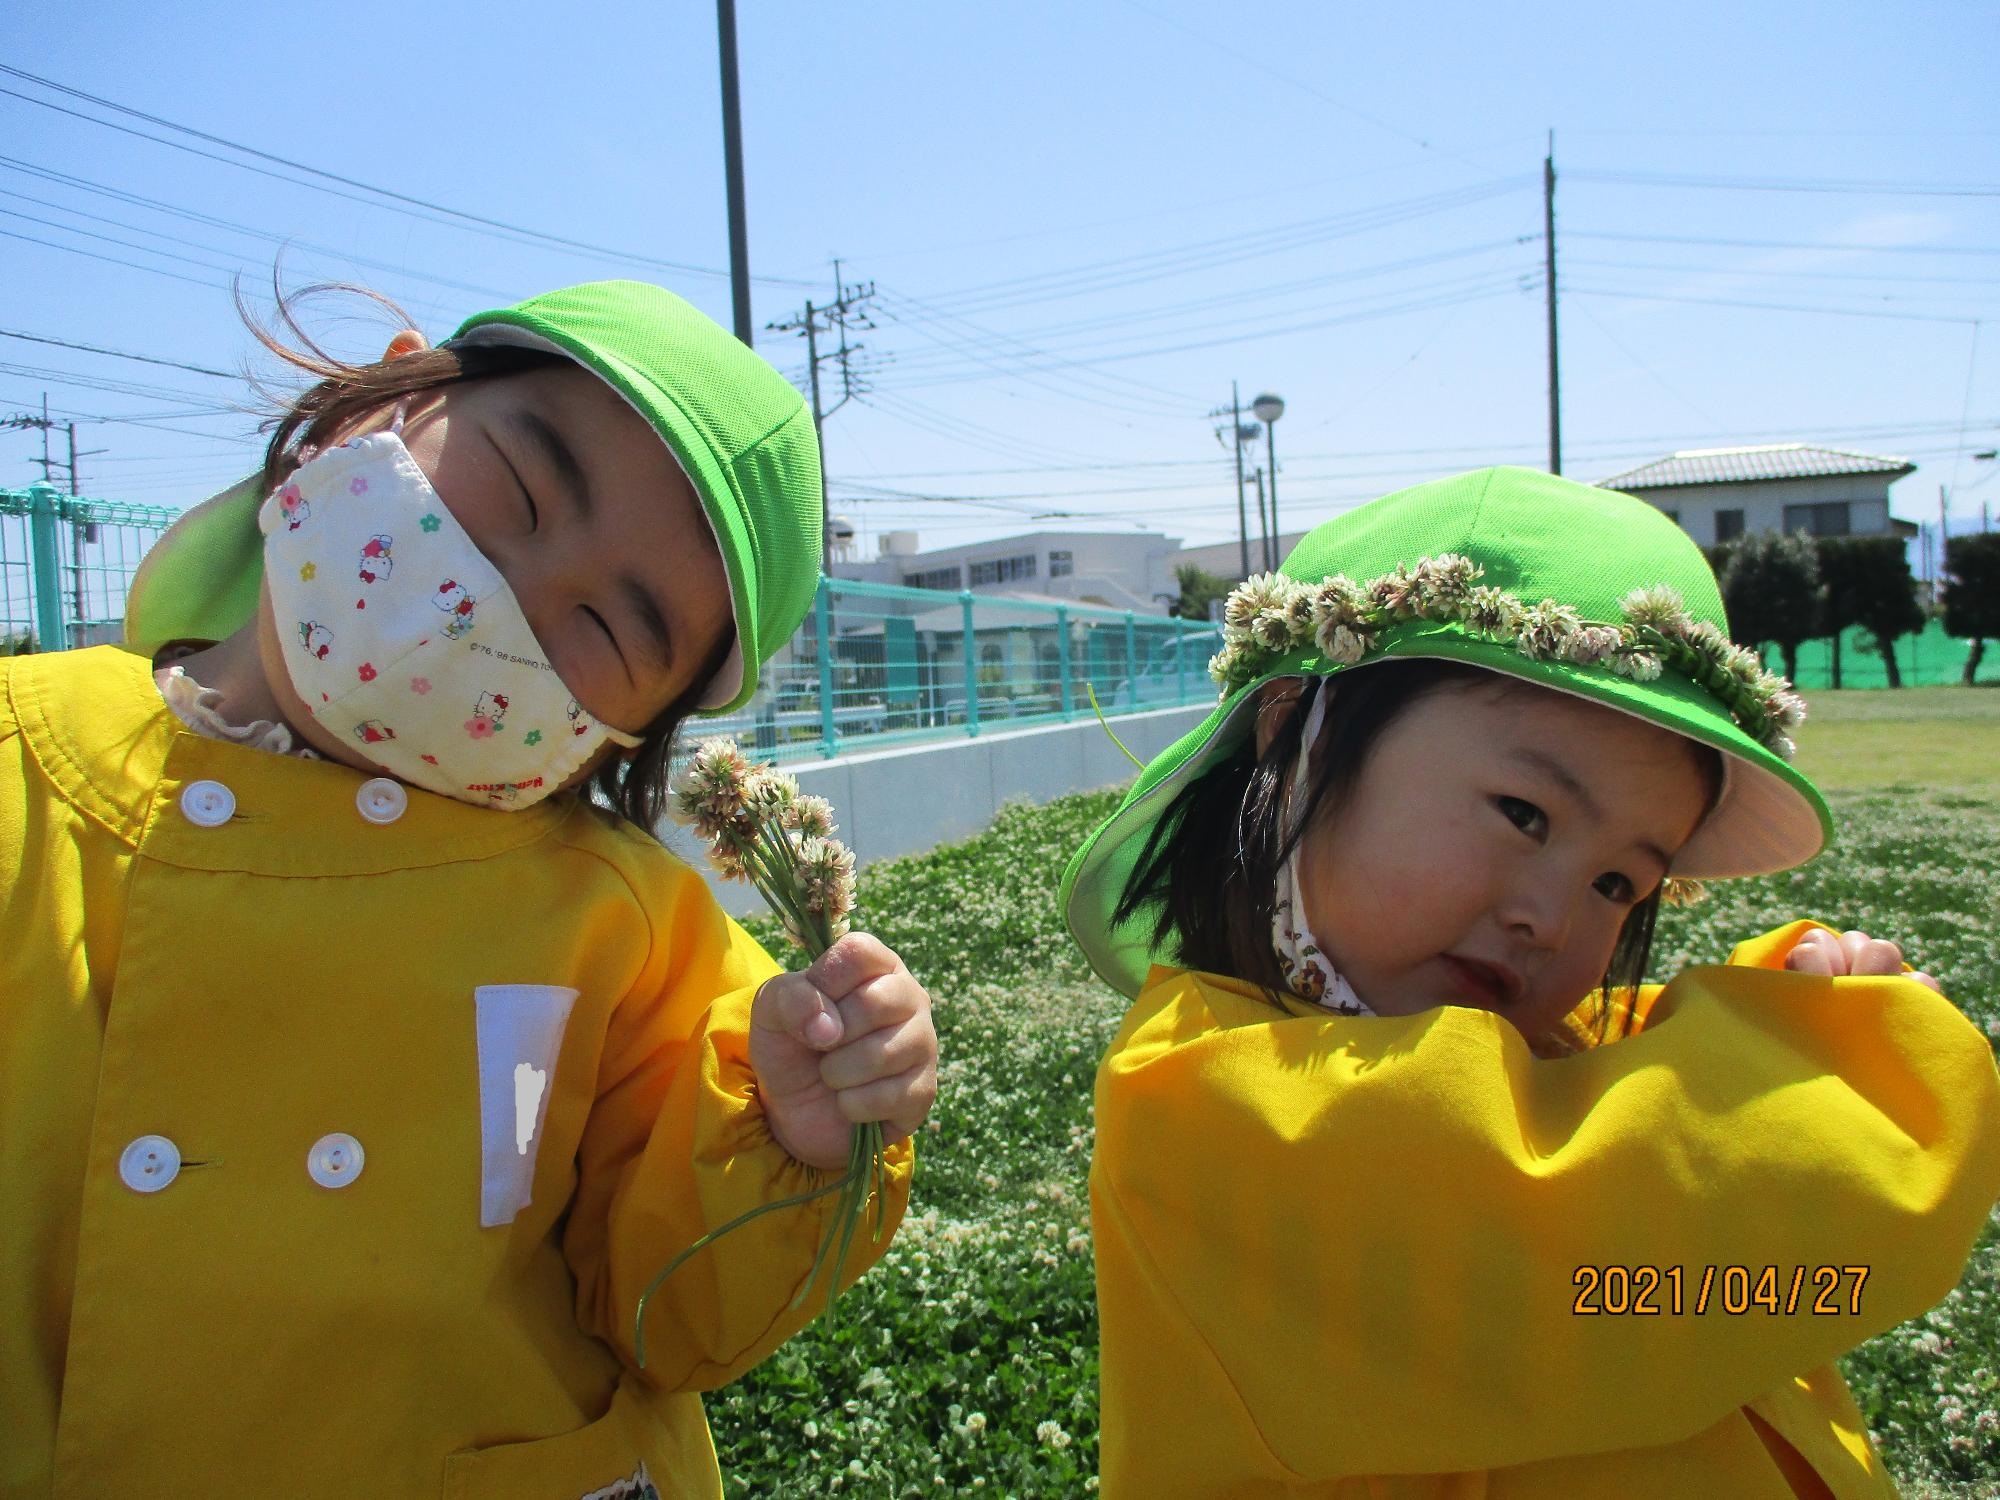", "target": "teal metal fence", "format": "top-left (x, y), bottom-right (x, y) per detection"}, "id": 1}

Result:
top-left (1, 484), bottom-right (180, 654)
top-left (699, 577), bottom-right (1222, 764)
